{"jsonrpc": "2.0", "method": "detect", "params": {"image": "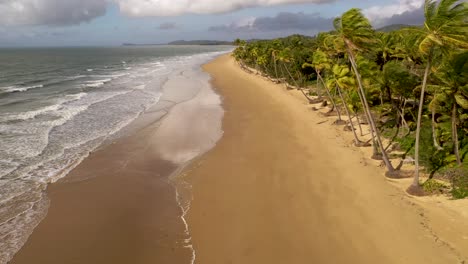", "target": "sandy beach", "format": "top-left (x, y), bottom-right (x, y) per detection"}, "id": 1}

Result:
top-left (10, 63), bottom-right (224, 264)
top-left (182, 54), bottom-right (468, 264)
top-left (9, 53), bottom-right (468, 264)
